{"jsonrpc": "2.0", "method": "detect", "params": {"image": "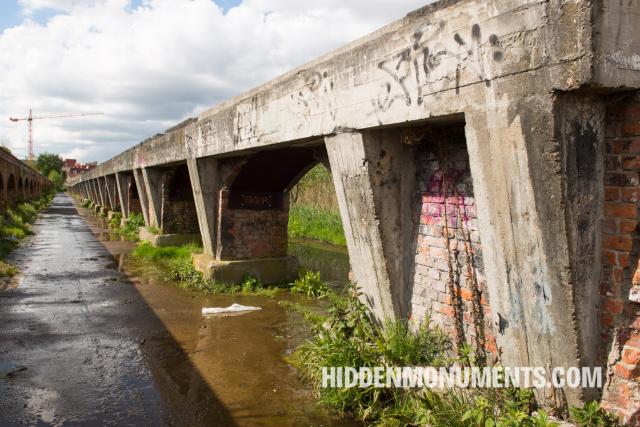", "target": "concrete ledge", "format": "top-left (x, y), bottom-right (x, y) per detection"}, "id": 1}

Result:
top-left (107, 211), bottom-right (120, 221)
top-left (138, 226), bottom-right (201, 247)
top-left (192, 253), bottom-right (299, 284)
